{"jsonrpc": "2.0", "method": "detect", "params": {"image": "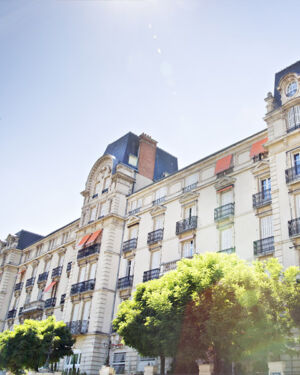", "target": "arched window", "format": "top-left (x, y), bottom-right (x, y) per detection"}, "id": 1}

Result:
top-left (287, 105), bottom-right (300, 132)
